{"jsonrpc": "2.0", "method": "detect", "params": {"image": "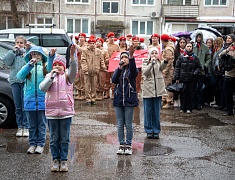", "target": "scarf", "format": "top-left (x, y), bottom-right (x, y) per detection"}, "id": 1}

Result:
top-left (183, 51), bottom-right (194, 60)
top-left (197, 42), bottom-right (201, 49)
top-left (180, 48), bottom-right (184, 54)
